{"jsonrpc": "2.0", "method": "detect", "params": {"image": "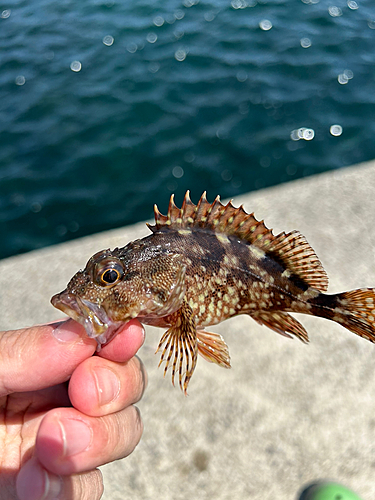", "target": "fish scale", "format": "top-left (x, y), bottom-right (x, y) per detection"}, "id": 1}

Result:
top-left (51, 191), bottom-right (375, 394)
